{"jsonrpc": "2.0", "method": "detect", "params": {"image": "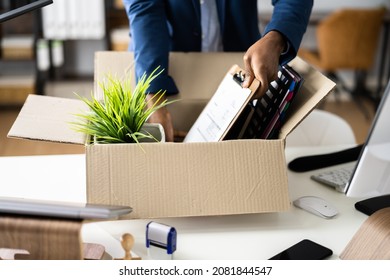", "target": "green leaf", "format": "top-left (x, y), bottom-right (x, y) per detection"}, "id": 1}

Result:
top-left (71, 67), bottom-right (175, 144)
